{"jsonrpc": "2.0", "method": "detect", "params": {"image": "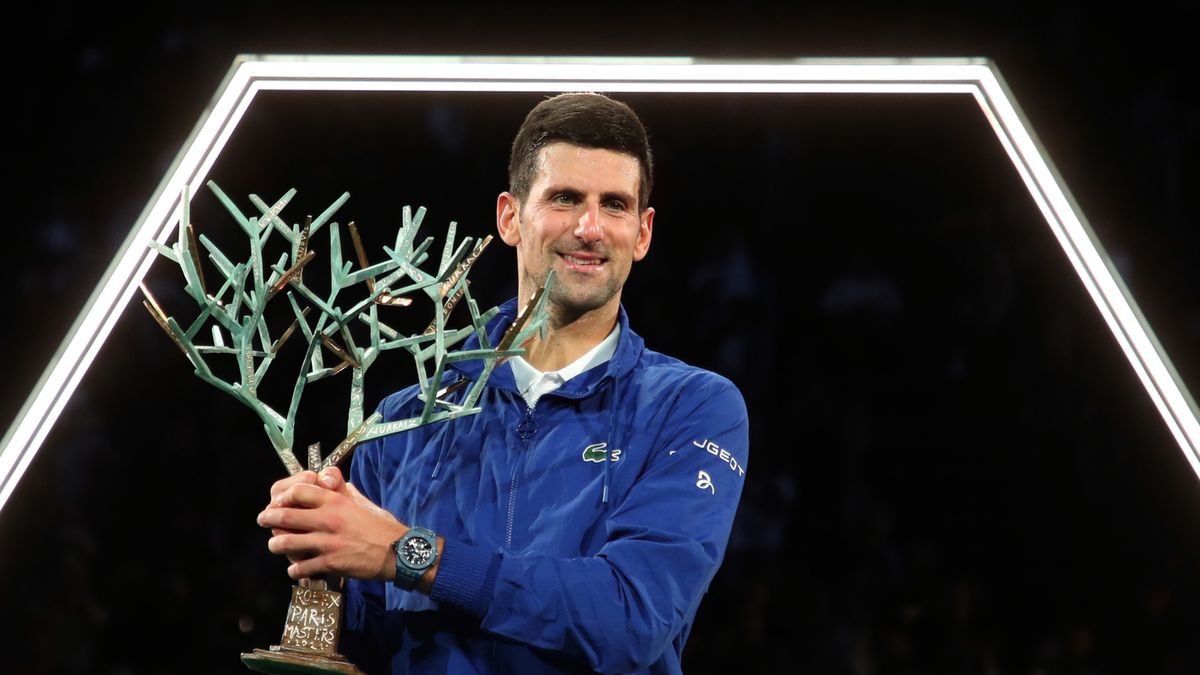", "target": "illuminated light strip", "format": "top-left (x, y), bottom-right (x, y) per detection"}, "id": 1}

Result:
top-left (254, 80), bottom-right (984, 95)
top-left (971, 69), bottom-right (1200, 473)
top-left (4, 57), bottom-right (1196, 514)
